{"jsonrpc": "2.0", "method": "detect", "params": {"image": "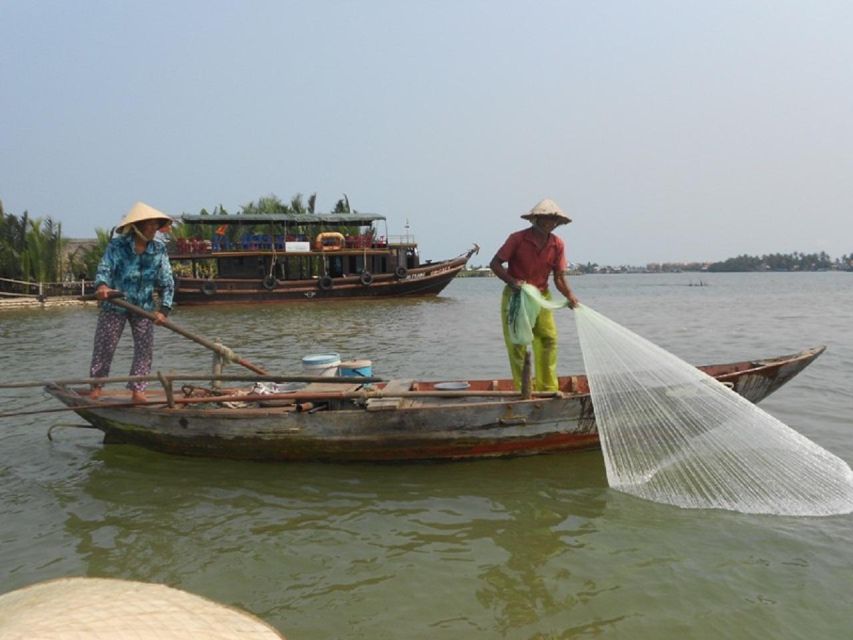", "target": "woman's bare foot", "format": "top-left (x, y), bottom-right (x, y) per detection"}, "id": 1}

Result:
top-left (88, 387), bottom-right (102, 400)
top-left (131, 391), bottom-right (147, 403)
